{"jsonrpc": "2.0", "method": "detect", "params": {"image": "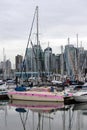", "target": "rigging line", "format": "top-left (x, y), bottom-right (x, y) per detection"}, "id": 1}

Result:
top-left (30, 40), bottom-right (37, 60)
top-left (68, 108), bottom-right (75, 130)
top-left (30, 40), bottom-right (38, 73)
top-left (37, 113), bottom-right (41, 130)
top-left (19, 109), bottom-right (29, 129)
top-left (24, 109), bottom-right (29, 125)
top-left (24, 6), bottom-right (38, 60)
top-left (20, 6), bottom-right (38, 76)
top-left (19, 113), bottom-right (26, 130)
top-left (20, 40), bottom-right (37, 78)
